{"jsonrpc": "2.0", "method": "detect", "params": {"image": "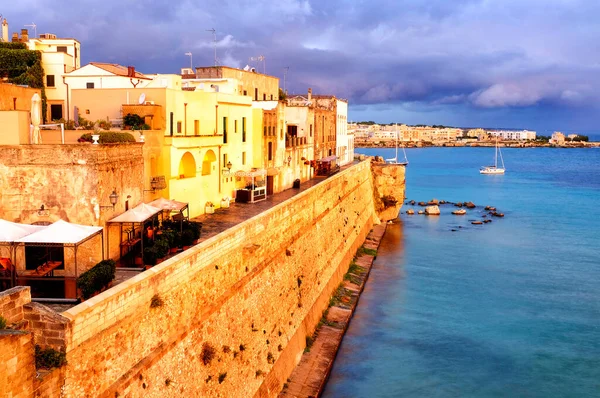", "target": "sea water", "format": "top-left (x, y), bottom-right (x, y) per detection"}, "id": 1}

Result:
top-left (322, 147), bottom-right (600, 398)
